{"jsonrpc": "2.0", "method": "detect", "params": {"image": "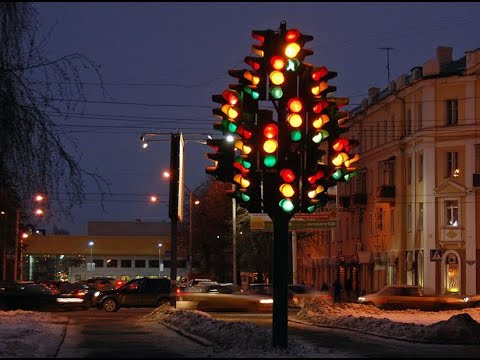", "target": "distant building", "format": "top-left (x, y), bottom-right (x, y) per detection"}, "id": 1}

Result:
top-left (23, 220), bottom-right (188, 282)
